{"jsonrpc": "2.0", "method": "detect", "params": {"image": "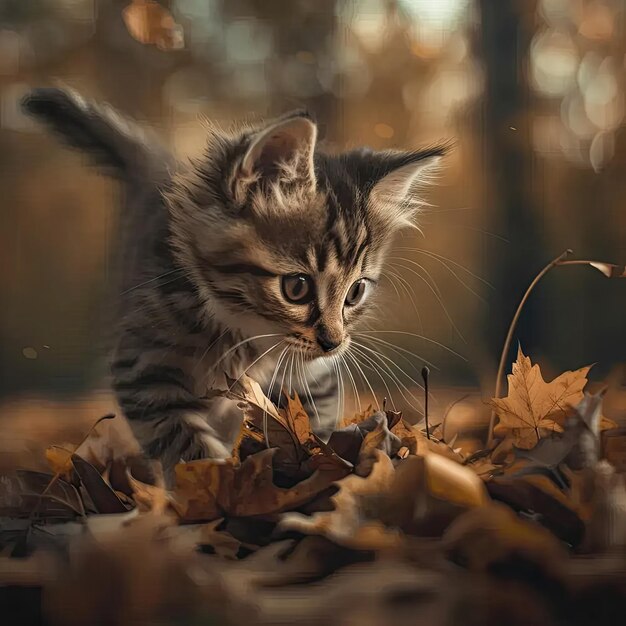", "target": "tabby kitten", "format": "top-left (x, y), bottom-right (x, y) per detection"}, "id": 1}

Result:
top-left (23, 88), bottom-right (444, 475)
